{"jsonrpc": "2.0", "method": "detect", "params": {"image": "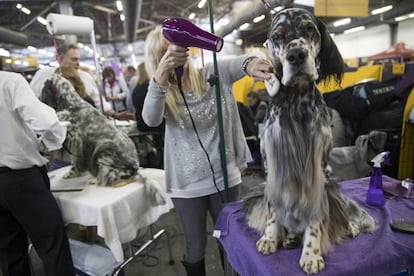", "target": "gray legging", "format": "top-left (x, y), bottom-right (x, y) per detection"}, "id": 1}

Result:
top-left (172, 185), bottom-right (240, 263)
